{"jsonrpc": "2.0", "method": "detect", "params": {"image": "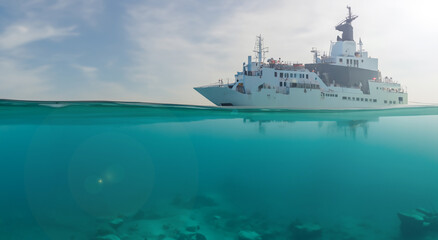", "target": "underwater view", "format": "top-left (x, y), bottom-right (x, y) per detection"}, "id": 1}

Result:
top-left (1, 100), bottom-right (438, 240)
